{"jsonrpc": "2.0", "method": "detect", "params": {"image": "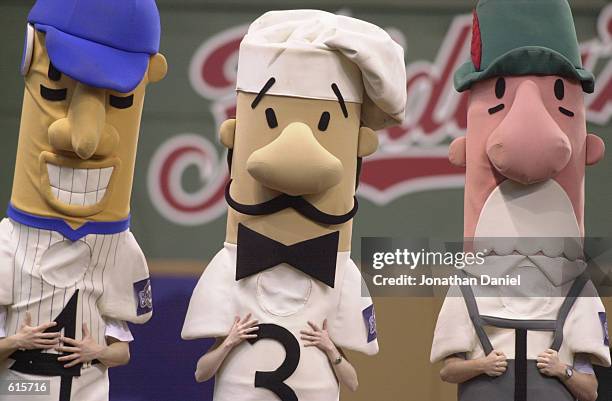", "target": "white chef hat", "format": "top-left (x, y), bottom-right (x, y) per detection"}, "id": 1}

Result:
top-left (236, 10), bottom-right (407, 129)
